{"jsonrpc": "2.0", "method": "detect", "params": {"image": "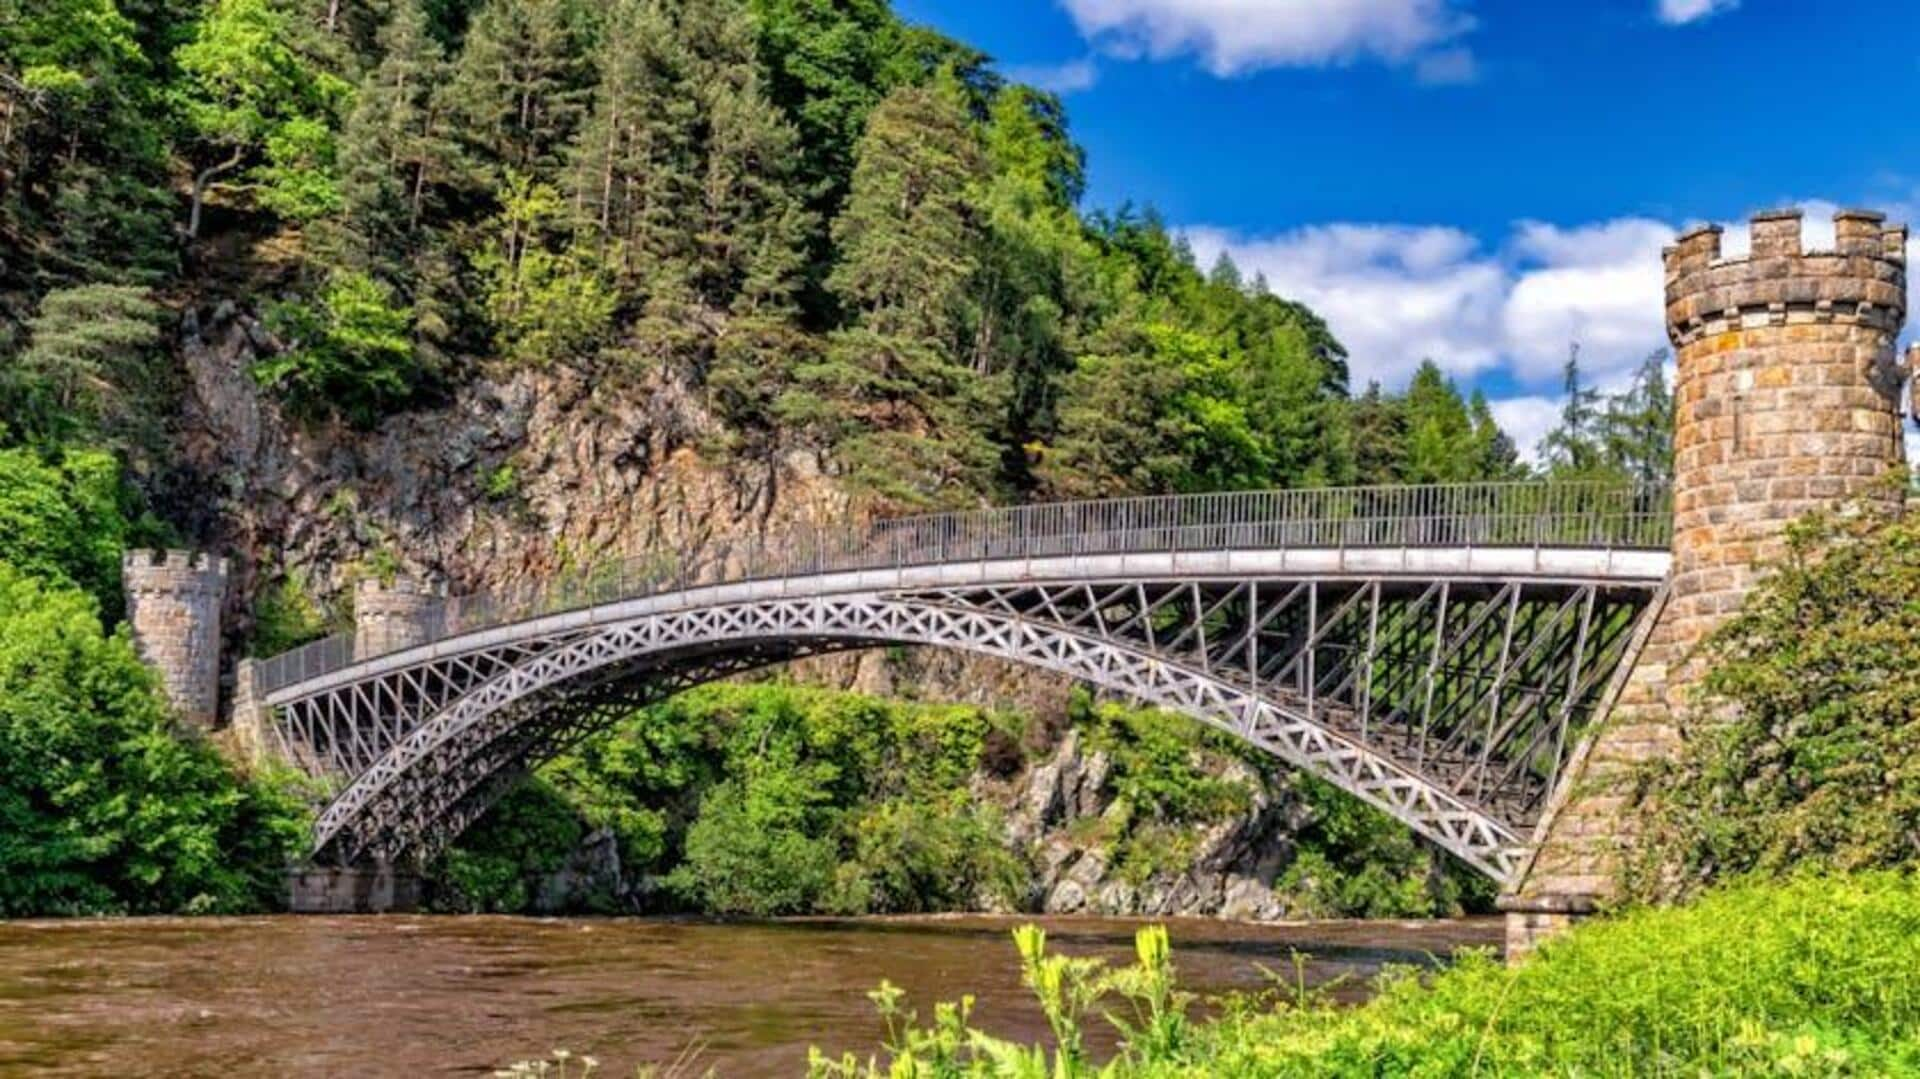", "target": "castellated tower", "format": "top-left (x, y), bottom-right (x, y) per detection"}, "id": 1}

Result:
top-left (353, 577), bottom-right (448, 660)
top-left (1662, 207), bottom-right (1908, 645)
top-left (123, 550), bottom-right (229, 728)
top-left (1507, 208), bottom-right (1909, 953)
